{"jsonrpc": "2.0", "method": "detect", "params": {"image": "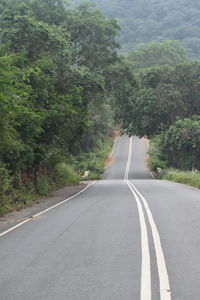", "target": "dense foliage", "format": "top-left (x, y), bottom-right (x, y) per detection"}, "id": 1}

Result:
top-left (72, 0), bottom-right (200, 58)
top-left (125, 61), bottom-right (200, 137)
top-left (161, 117), bottom-right (200, 170)
top-left (69, 1), bottom-right (200, 174)
top-left (109, 38), bottom-right (200, 171)
top-left (127, 40), bottom-right (188, 70)
top-left (0, 0), bottom-right (137, 212)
